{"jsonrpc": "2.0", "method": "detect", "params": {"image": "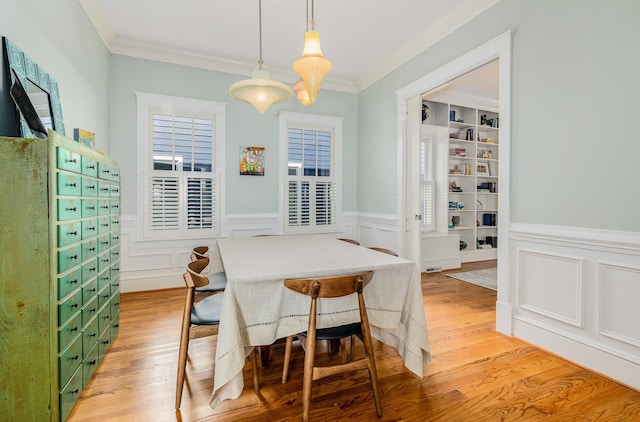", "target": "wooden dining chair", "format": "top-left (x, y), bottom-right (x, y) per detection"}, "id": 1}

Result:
top-left (281, 271), bottom-right (381, 421)
top-left (368, 247), bottom-right (399, 257)
top-left (189, 245), bottom-right (227, 294)
top-left (337, 238), bottom-right (360, 246)
top-left (175, 259), bottom-right (260, 409)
